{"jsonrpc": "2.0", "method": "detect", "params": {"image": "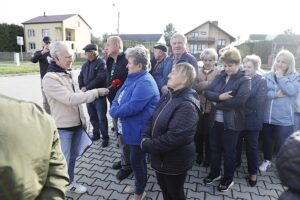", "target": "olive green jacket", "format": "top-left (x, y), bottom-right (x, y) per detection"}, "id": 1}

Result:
top-left (0, 95), bottom-right (69, 200)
